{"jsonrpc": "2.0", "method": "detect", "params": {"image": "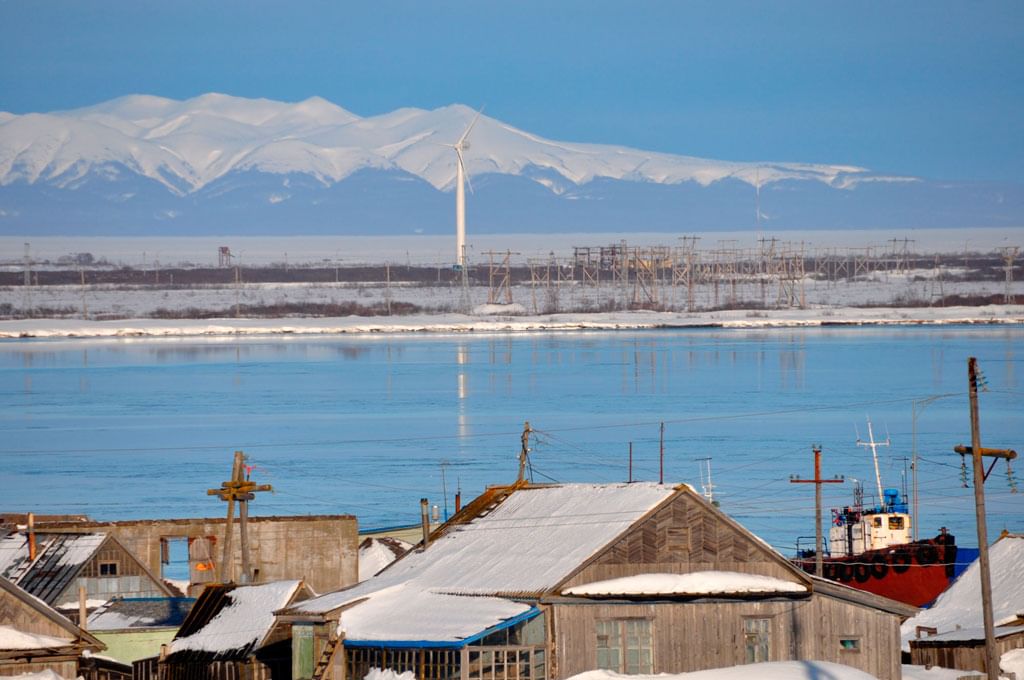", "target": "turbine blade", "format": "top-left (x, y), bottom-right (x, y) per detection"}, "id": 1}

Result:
top-left (456, 149), bottom-right (474, 194)
top-left (457, 105), bottom-right (486, 146)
